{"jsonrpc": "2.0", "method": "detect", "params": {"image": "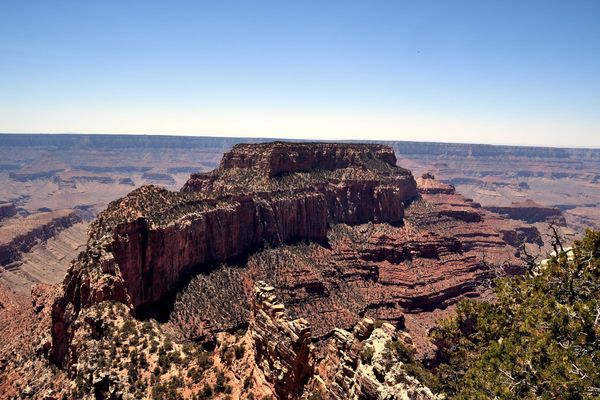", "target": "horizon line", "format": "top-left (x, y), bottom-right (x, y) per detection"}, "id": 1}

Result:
top-left (1, 131), bottom-right (599, 151)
